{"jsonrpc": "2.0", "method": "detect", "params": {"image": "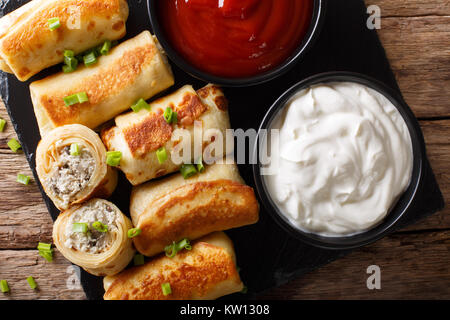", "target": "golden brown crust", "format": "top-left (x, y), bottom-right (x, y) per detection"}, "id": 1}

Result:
top-left (103, 237), bottom-right (242, 300)
top-left (133, 179), bottom-right (259, 256)
top-left (123, 109), bottom-right (173, 157)
top-left (39, 44), bottom-right (155, 127)
top-left (1, 0), bottom-right (127, 80)
top-left (176, 92), bottom-right (208, 127)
